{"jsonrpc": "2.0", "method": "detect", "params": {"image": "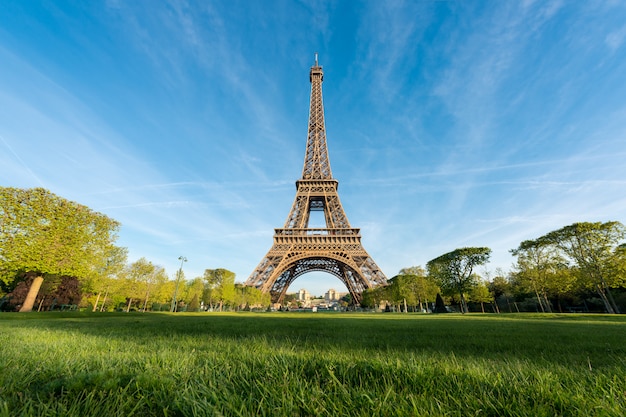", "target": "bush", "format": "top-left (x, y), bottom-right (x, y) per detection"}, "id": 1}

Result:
top-left (187, 294), bottom-right (200, 312)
